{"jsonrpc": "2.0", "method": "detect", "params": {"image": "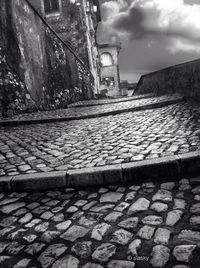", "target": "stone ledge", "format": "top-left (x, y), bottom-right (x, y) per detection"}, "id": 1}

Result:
top-left (0, 176), bottom-right (13, 192)
top-left (0, 151), bottom-right (200, 192)
top-left (121, 156), bottom-right (180, 184)
top-left (11, 171), bottom-right (66, 192)
top-left (67, 165), bottom-right (123, 186)
top-left (178, 151), bottom-right (200, 178)
top-left (190, 177), bottom-right (200, 185)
